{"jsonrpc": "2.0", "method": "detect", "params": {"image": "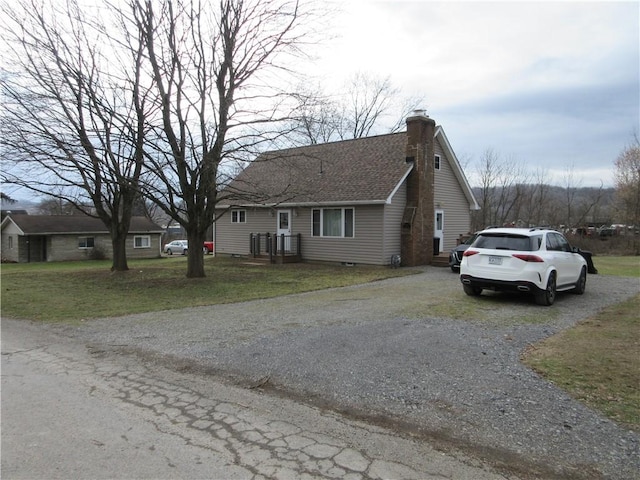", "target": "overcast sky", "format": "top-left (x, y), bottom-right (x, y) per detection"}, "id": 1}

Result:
top-left (309, 0), bottom-right (639, 187)
top-left (2, 0), bottom-right (637, 205)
